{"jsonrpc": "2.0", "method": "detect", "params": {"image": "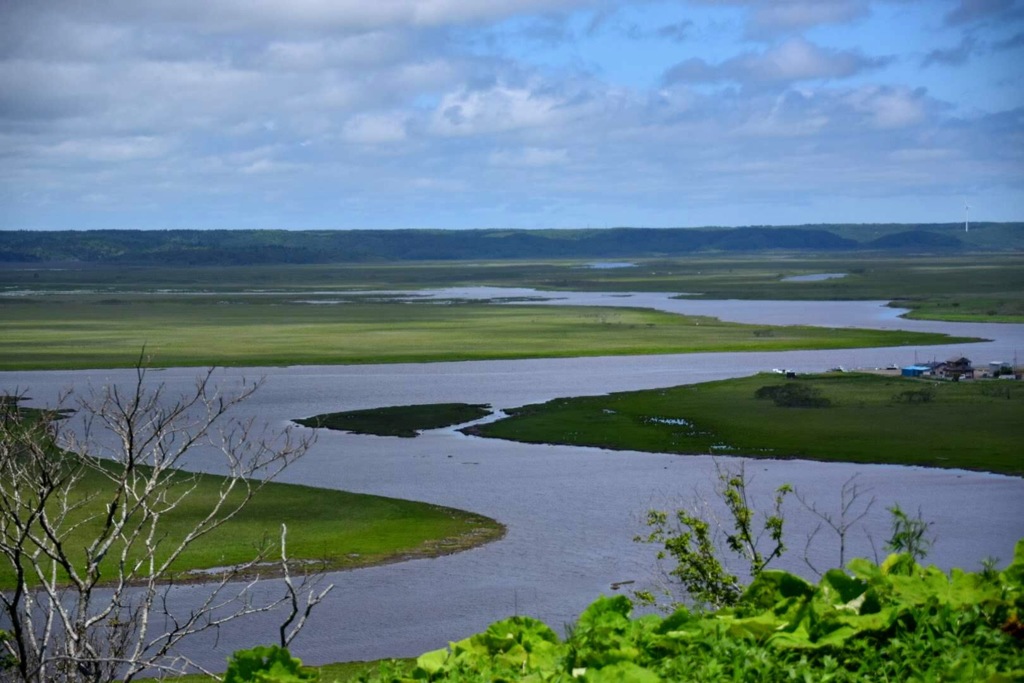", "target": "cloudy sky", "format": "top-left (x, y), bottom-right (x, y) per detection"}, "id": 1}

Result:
top-left (1, 0), bottom-right (1021, 230)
